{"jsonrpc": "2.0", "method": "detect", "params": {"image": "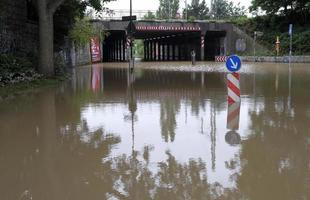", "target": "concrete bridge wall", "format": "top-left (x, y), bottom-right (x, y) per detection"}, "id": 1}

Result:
top-left (93, 20), bottom-right (260, 62)
top-left (67, 20), bottom-right (262, 65)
